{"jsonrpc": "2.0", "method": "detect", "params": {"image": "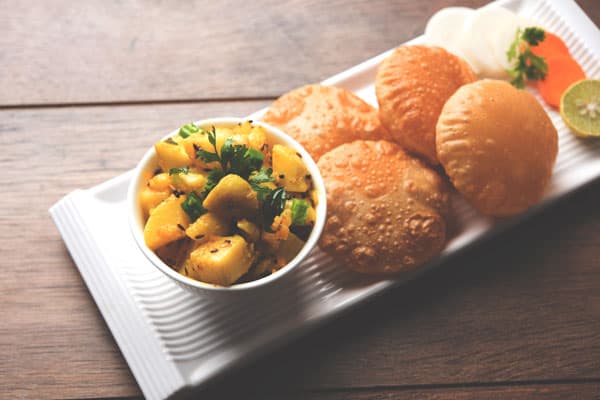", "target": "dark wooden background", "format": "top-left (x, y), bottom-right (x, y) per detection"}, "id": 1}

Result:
top-left (1, 0), bottom-right (599, 399)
